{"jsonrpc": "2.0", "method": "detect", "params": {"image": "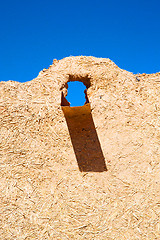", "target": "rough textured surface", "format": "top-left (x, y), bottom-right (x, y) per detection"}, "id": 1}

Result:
top-left (0, 56), bottom-right (160, 239)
